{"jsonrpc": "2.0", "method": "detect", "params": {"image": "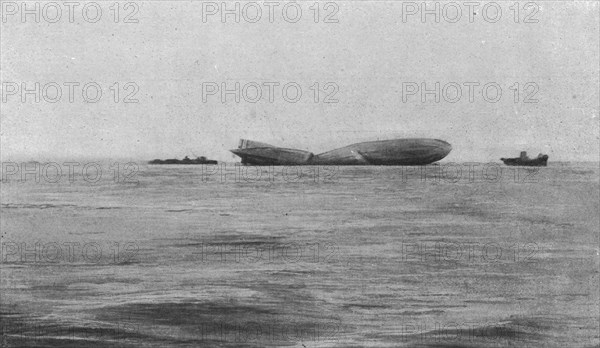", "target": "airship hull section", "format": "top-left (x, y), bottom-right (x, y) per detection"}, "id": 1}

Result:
top-left (230, 138), bottom-right (451, 166)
